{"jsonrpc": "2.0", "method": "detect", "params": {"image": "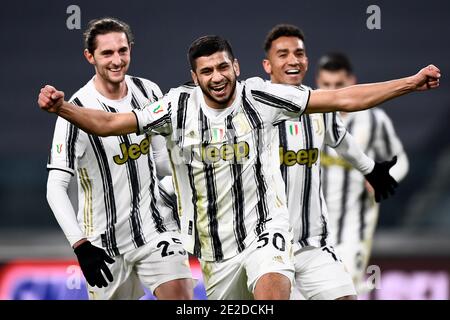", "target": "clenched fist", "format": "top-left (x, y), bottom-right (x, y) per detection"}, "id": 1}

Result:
top-left (411, 64), bottom-right (441, 91)
top-left (38, 85), bottom-right (65, 114)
